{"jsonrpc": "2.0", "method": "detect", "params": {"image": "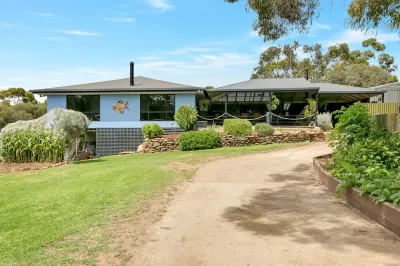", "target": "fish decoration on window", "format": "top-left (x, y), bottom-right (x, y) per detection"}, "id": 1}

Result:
top-left (113, 100), bottom-right (129, 114)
